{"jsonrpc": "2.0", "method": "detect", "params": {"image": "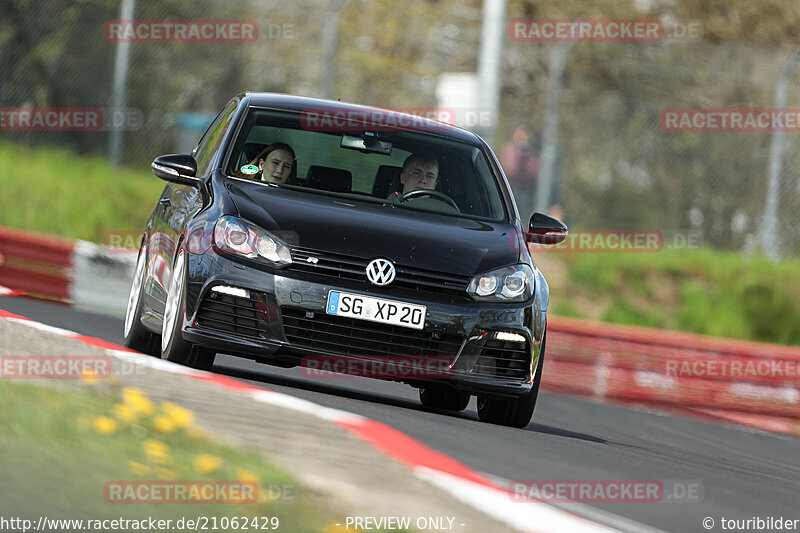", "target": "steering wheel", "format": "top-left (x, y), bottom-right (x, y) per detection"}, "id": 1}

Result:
top-left (399, 189), bottom-right (459, 212)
